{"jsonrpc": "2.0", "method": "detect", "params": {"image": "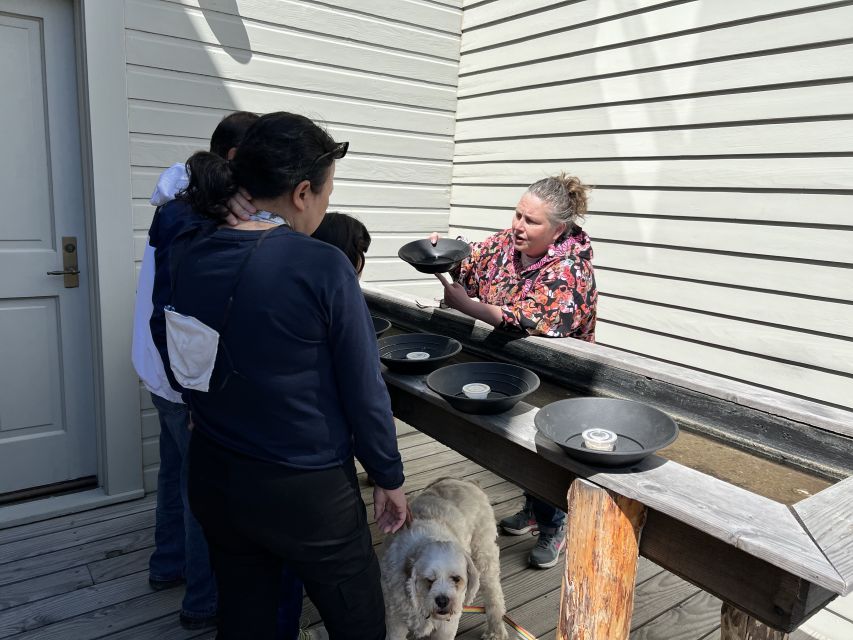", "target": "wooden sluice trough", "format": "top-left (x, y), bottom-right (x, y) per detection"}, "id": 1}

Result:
top-left (363, 285), bottom-right (853, 639)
